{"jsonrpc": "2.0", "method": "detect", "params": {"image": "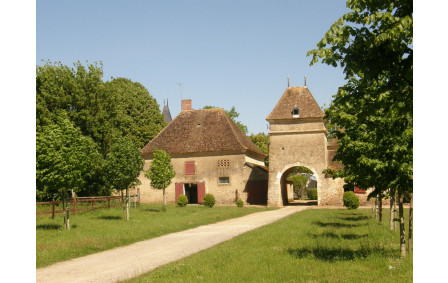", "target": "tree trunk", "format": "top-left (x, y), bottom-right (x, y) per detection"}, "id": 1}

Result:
top-left (393, 191), bottom-right (398, 232)
top-left (378, 194), bottom-right (383, 224)
top-left (62, 195), bottom-right (66, 226)
top-left (408, 193), bottom-right (413, 256)
top-left (398, 192), bottom-right (406, 257)
top-left (389, 189), bottom-right (394, 232)
top-left (121, 190), bottom-right (125, 218)
top-left (66, 189), bottom-right (70, 230)
top-left (163, 188), bottom-right (167, 212)
top-left (126, 188), bottom-right (130, 221)
top-left (373, 198), bottom-right (377, 218)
